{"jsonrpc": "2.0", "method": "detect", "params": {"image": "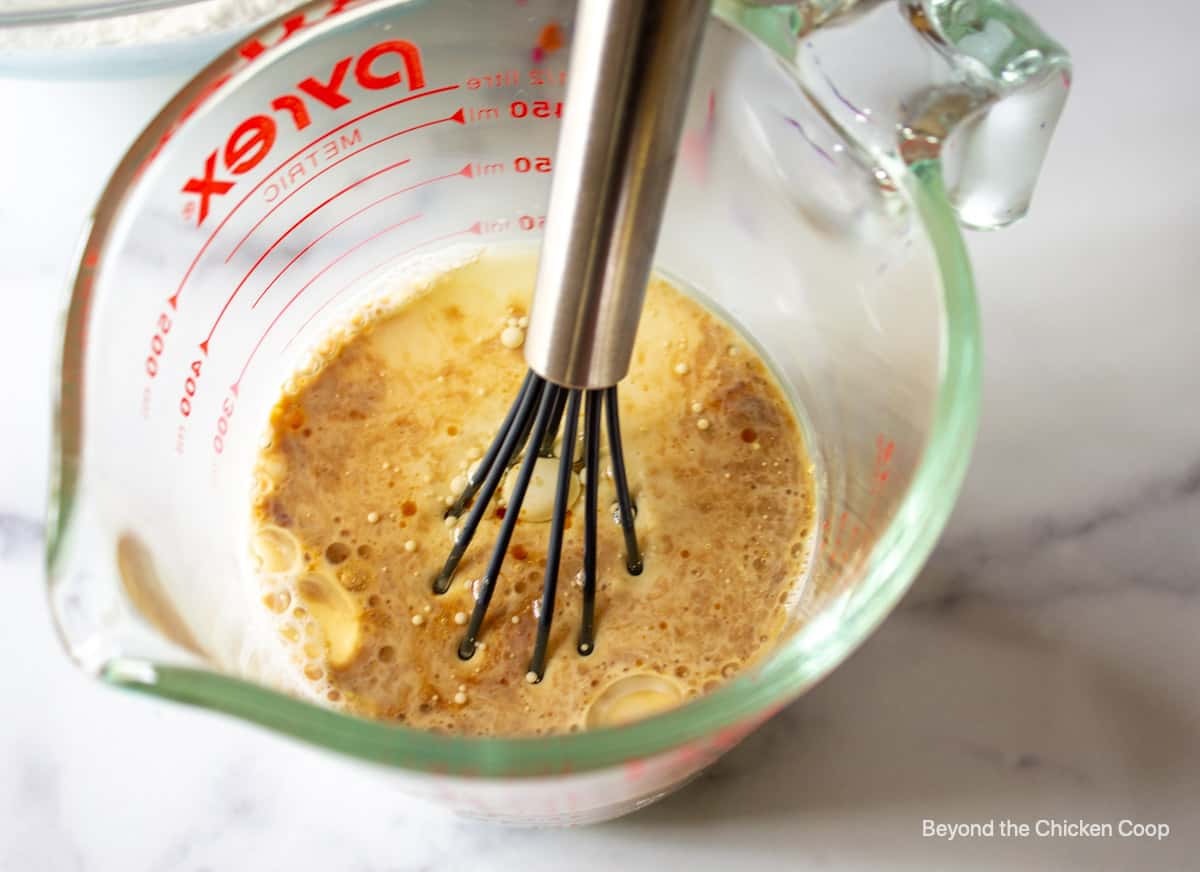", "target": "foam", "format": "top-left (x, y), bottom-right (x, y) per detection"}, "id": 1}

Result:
top-left (247, 246), bottom-right (815, 735)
